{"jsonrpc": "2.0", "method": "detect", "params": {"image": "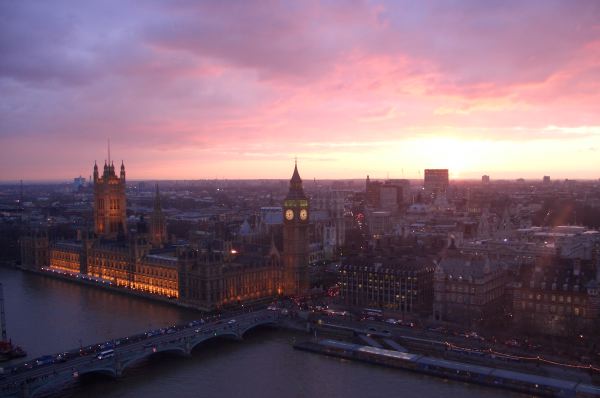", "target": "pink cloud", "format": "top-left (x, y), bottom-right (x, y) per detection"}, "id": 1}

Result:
top-left (1, 1), bottom-right (600, 180)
